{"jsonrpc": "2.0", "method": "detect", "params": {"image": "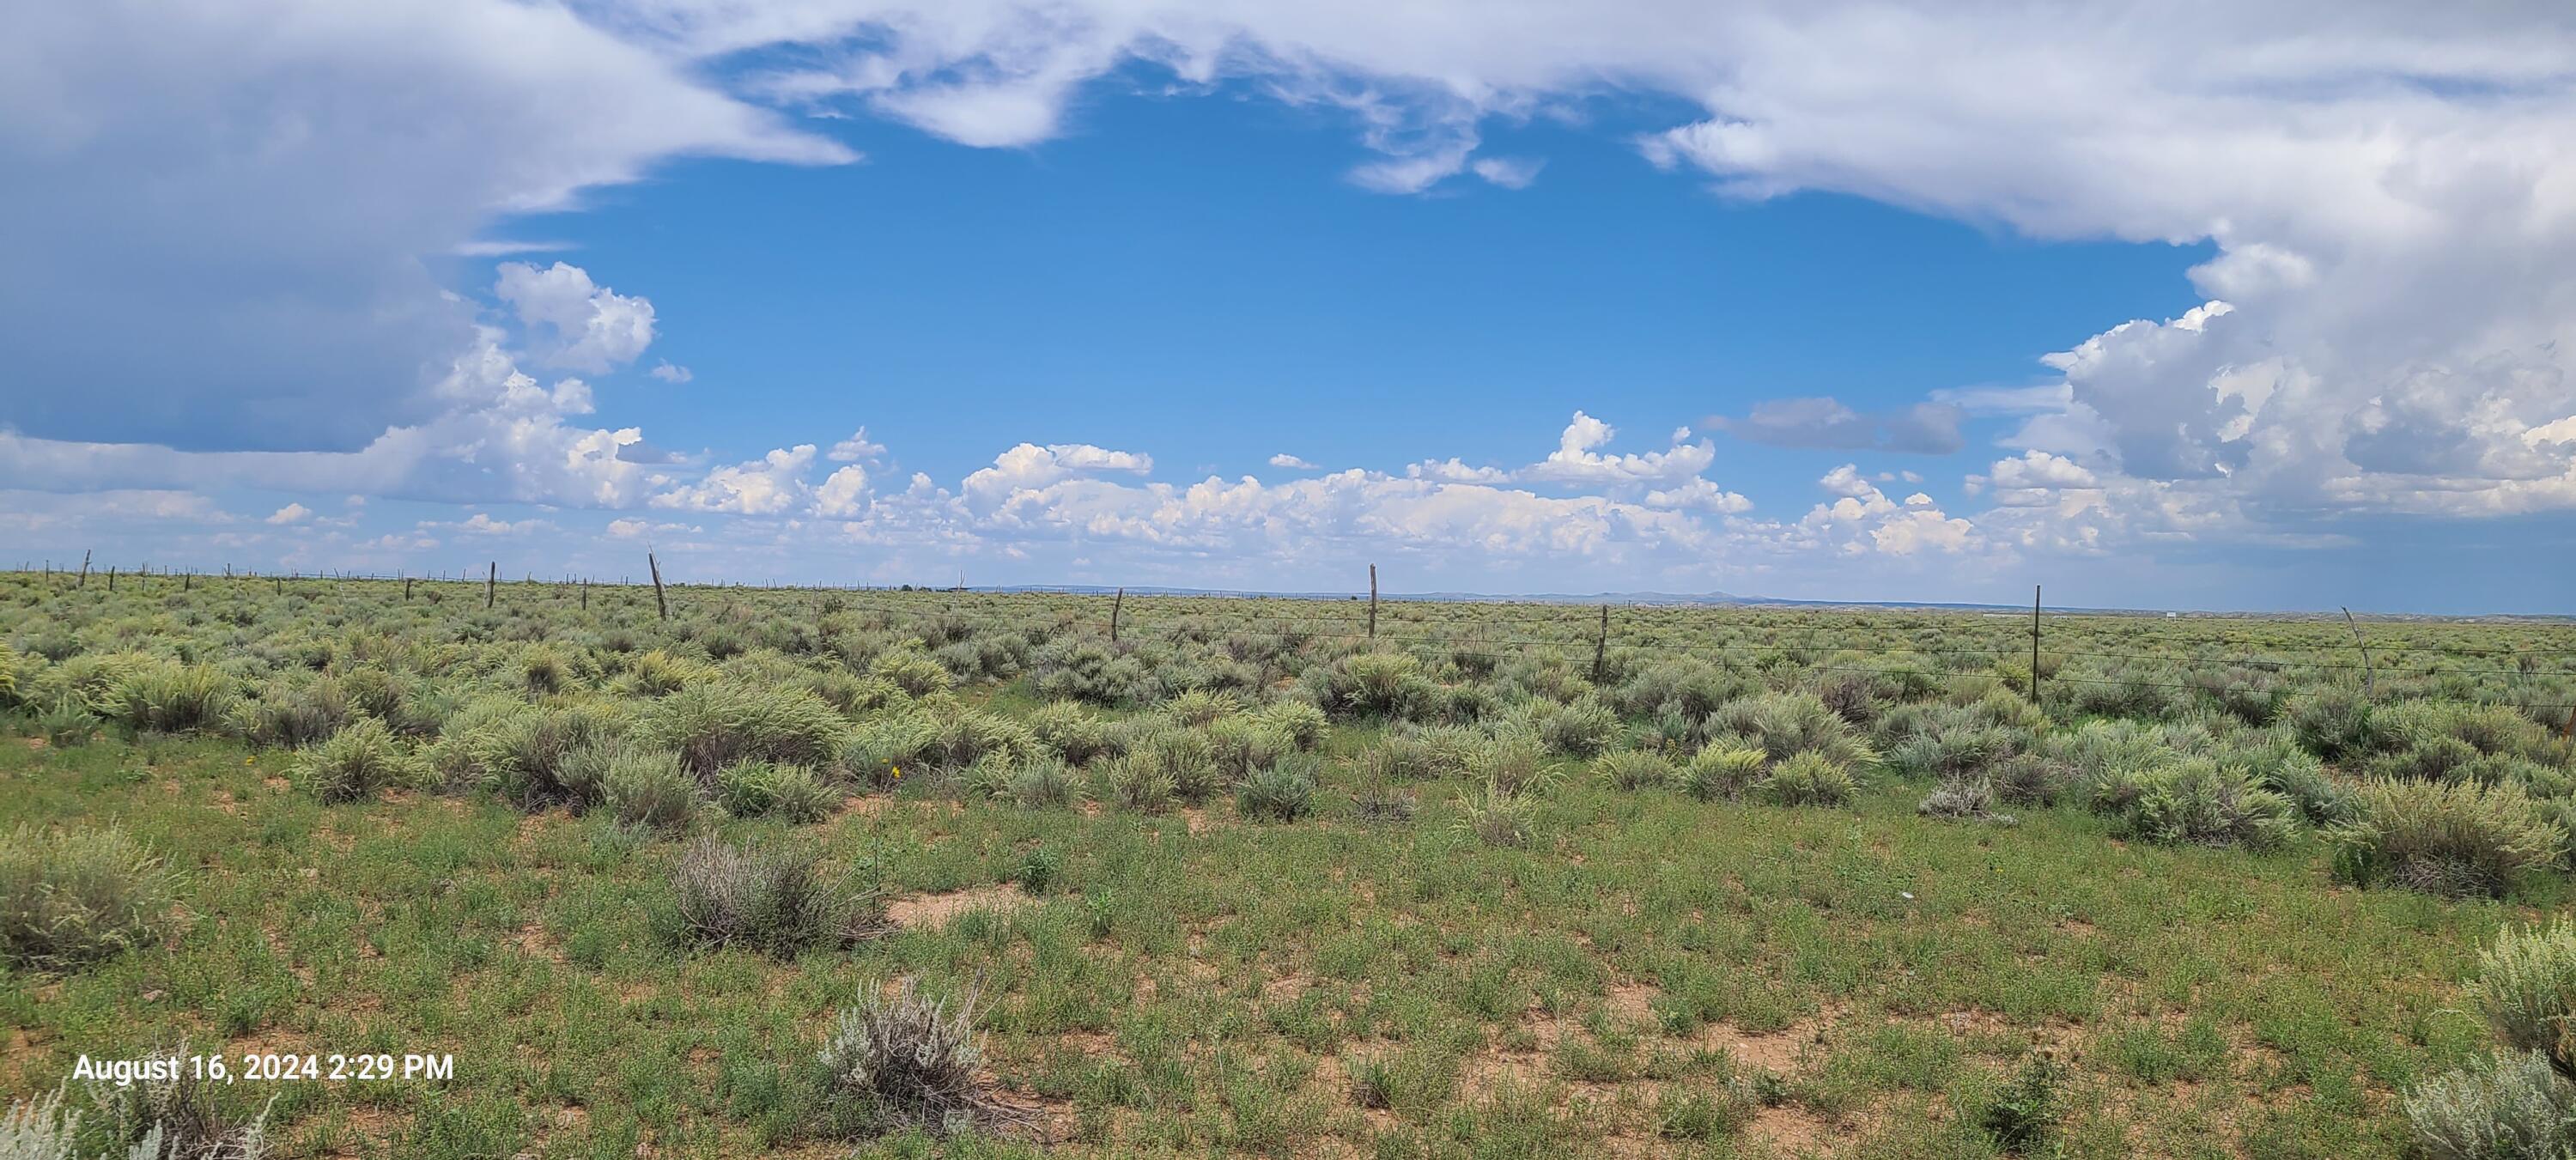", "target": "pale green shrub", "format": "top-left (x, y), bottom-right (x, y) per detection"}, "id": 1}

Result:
top-left (1595, 750), bottom-right (1675, 791)
top-left (1680, 745), bottom-right (1766, 802)
top-left (640, 682), bottom-right (848, 778)
top-left (293, 718), bottom-right (416, 804)
top-left (1758, 751), bottom-right (1856, 807)
top-left (0, 824), bottom-right (172, 970)
top-left (2329, 779), bottom-right (2563, 897)
top-left (2403, 1050), bottom-right (2576, 1160)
